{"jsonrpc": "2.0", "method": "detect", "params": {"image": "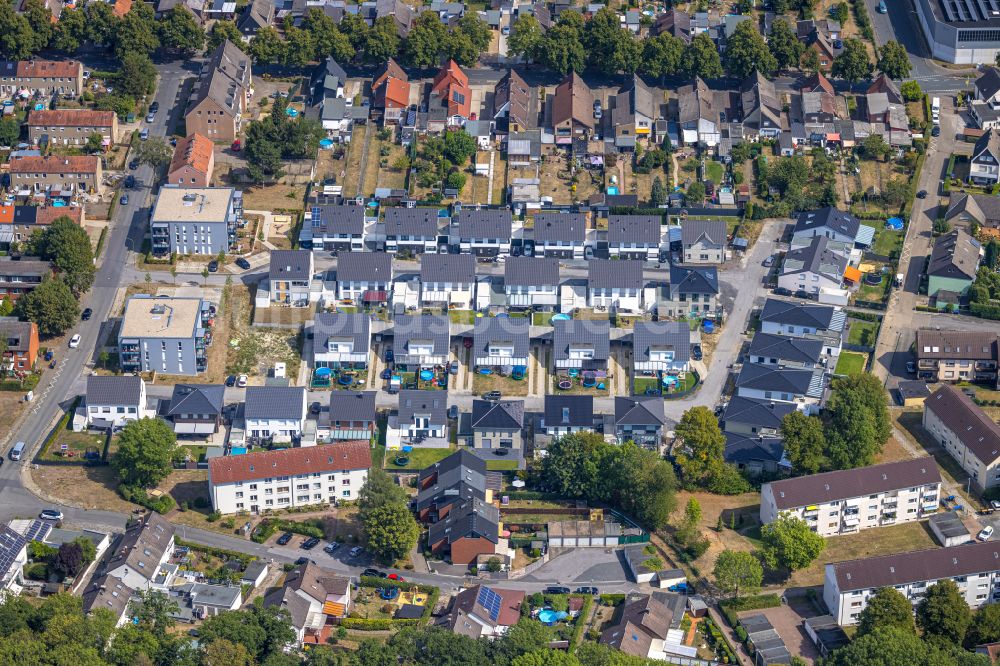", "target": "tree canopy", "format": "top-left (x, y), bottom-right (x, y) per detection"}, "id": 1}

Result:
top-left (713, 549), bottom-right (762, 599)
top-left (29, 215), bottom-right (95, 297)
top-left (857, 587), bottom-right (915, 637)
top-left (112, 417), bottom-right (177, 490)
top-left (759, 513), bottom-right (825, 572)
top-left (832, 38), bottom-right (873, 83)
top-left (13, 278), bottom-right (79, 337)
top-left (724, 21), bottom-right (776, 78)
top-left (917, 579), bottom-right (973, 646)
top-left (681, 32), bottom-right (724, 79)
top-left (825, 373), bottom-right (891, 469)
top-left (877, 41), bottom-right (912, 80)
top-left (768, 19), bottom-right (803, 71)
